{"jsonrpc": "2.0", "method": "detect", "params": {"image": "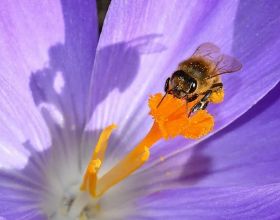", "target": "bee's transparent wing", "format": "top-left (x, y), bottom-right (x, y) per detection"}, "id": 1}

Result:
top-left (193, 42), bottom-right (242, 75)
top-left (193, 42), bottom-right (221, 58)
top-left (215, 54), bottom-right (242, 74)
